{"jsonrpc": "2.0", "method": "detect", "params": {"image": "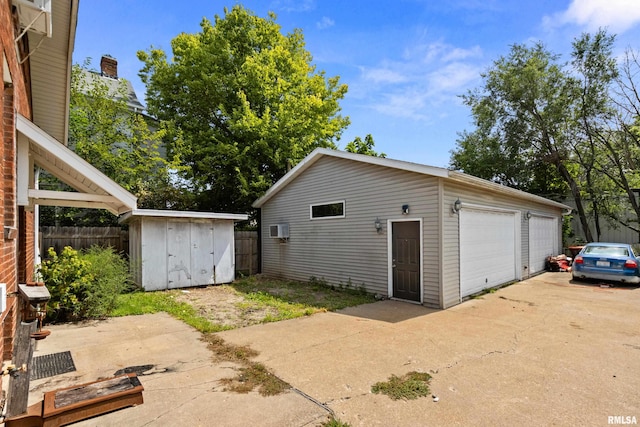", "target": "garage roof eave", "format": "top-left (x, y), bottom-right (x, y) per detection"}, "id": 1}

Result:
top-left (447, 171), bottom-right (572, 210)
top-left (253, 148), bottom-right (572, 211)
